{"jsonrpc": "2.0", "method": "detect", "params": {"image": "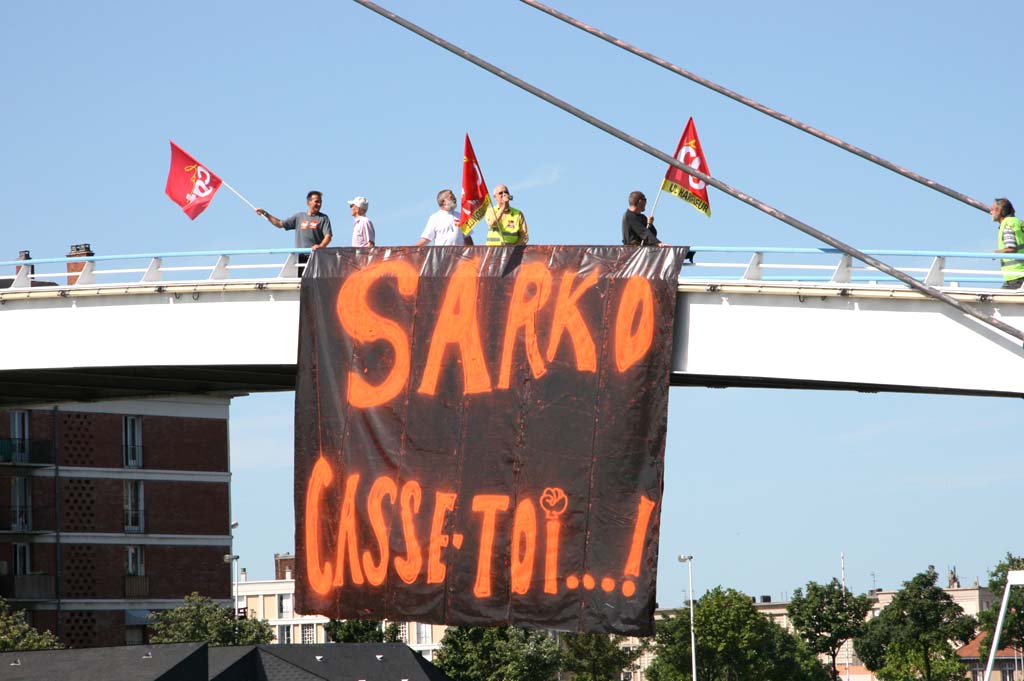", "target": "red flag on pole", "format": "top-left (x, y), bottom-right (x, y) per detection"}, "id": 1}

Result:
top-left (661, 118), bottom-right (711, 217)
top-left (458, 134), bottom-right (492, 234)
top-left (165, 141), bottom-right (223, 220)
